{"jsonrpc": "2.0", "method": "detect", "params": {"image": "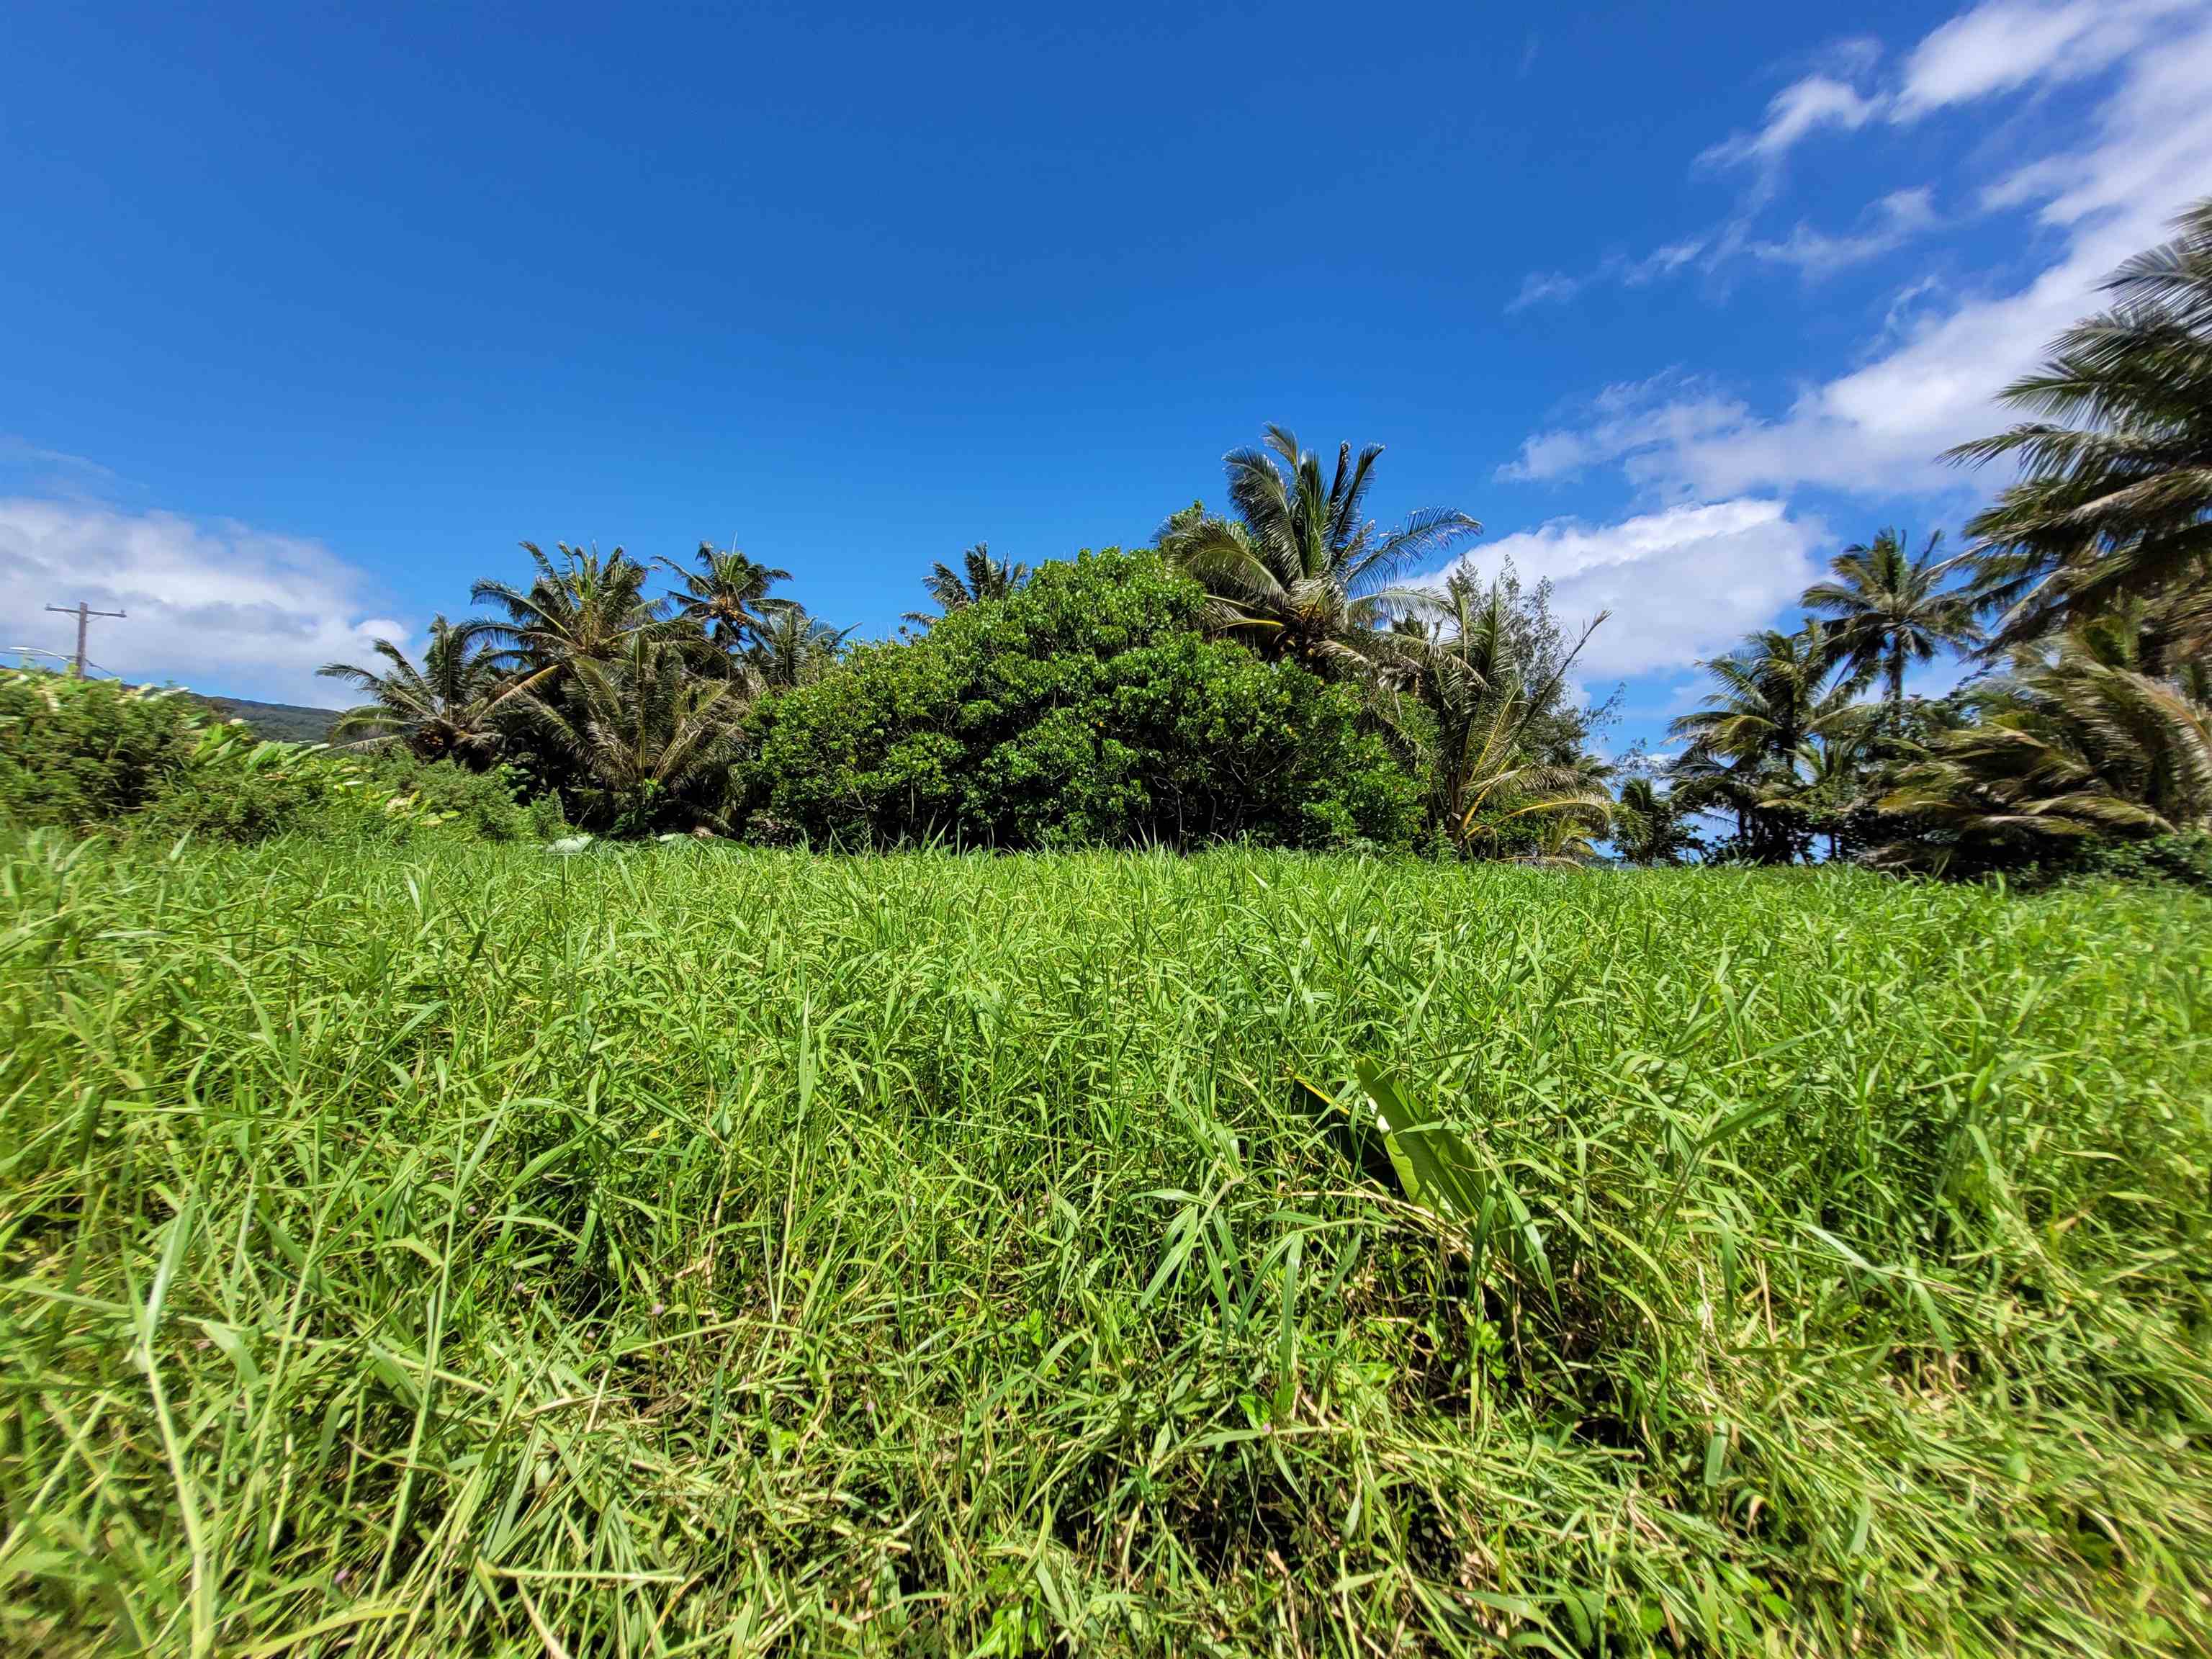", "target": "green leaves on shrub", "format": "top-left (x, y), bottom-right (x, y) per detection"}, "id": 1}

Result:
top-left (0, 669), bottom-right (533, 845)
top-left (742, 550), bottom-right (1420, 850)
